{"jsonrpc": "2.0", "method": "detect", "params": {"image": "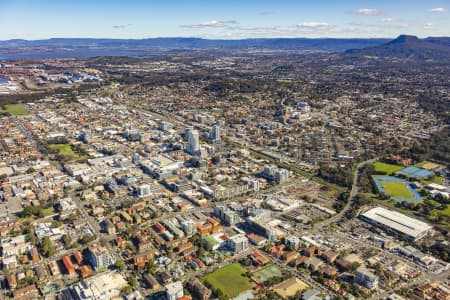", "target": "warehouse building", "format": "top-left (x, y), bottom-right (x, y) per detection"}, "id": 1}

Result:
top-left (360, 207), bottom-right (432, 241)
